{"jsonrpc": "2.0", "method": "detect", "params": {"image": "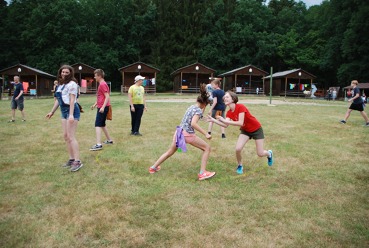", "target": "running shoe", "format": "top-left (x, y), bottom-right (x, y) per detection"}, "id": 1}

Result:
top-left (198, 171), bottom-right (216, 181)
top-left (149, 166), bottom-right (161, 174)
top-left (268, 150), bottom-right (274, 166)
top-left (70, 161), bottom-right (83, 172)
top-left (103, 140), bottom-right (113, 144)
top-left (339, 120), bottom-right (346, 124)
top-left (90, 144), bottom-right (103, 151)
top-left (236, 165), bottom-right (243, 174)
top-left (62, 159), bottom-right (74, 168)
